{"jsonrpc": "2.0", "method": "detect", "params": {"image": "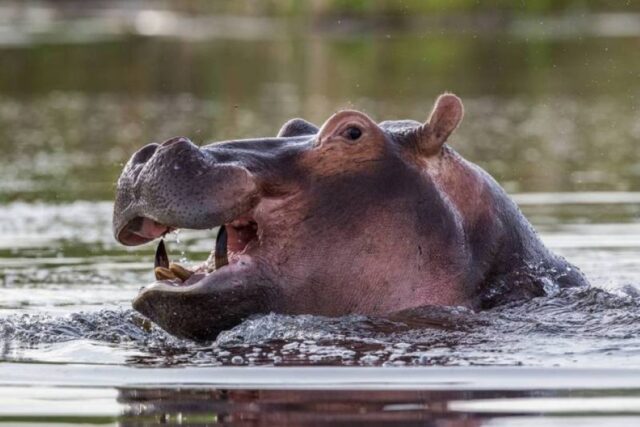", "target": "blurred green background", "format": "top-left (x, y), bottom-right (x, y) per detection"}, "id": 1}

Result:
top-left (0, 0), bottom-right (639, 202)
